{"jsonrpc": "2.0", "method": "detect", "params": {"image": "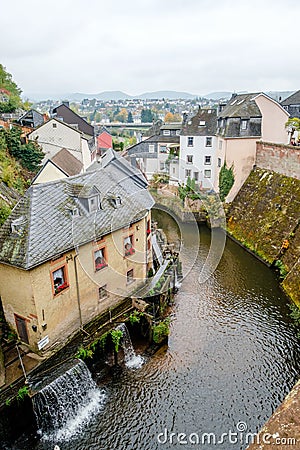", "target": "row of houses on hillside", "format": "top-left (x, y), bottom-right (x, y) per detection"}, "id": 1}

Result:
top-left (128, 92), bottom-right (290, 201)
top-left (0, 150), bottom-right (154, 351)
